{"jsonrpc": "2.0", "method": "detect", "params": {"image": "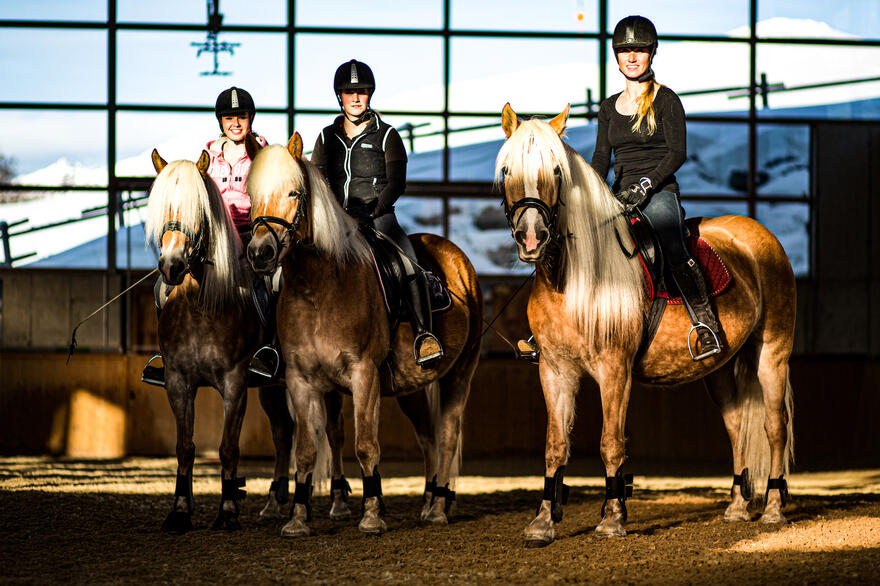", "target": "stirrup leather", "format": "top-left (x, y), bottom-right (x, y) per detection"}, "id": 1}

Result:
top-left (687, 322), bottom-right (721, 361)
top-left (414, 332), bottom-right (444, 366)
top-left (141, 354), bottom-right (165, 387)
top-left (249, 345), bottom-right (280, 380)
top-left (515, 336), bottom-right (540, 363)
